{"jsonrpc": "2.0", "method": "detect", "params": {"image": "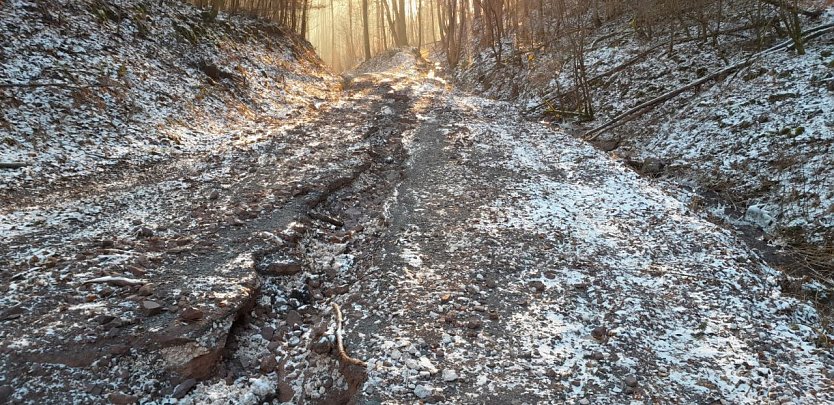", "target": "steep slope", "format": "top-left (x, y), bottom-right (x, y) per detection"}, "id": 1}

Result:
top-left (0, 0), bottom-right (335, 201)
top-left (0, 0), bottom-right (345, 403)
top-left (454, 6), bottom-right (834, 250)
